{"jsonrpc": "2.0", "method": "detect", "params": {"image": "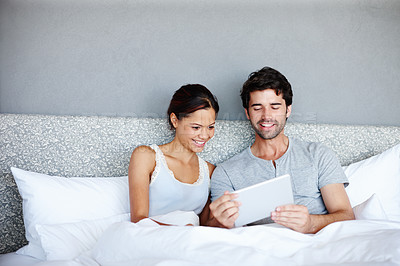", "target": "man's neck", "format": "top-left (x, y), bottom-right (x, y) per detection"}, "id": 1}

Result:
top-left (250, 133), bottom-right (289, 162)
